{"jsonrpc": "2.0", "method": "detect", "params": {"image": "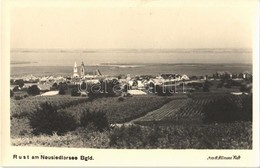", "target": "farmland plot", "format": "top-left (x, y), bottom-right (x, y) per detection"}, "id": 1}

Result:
top-left (133, 93), bottom-right (250, 125)
top-left (133, 99), bottom-right (190, 124)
